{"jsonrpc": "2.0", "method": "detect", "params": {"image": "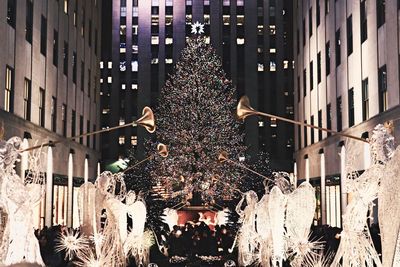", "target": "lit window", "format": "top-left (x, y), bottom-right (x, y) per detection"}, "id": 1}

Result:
top-left (151, 58), bottom-right (159, 64)
top-left (204, 0), bottom-right (210, 5)
top-left (165, 58), bottom-right (173, 64)
top-left (120, 25), bottom-right (126, 35)
top-left (131, 61), bottom-right (138, 72)
top-left (259, 121), bottom-right (264, 127)
top-left (133, 7), bottom-right (138, 16)
top-left (269, 25), bottom-right (276, 35)
top-left (121, 7), bottom-right (127, 17)
top-left (132, 84), bottom-right (138, 90)
top-left (120, 43), bottom-right (126, 53)
top-left (237, 38), bottom-right (245, 45)
top-left (270, 61), bottom-right (276, 71)
top-left (100, 78), bottom-right (103, 83)
top-left (186, 14), bottom-right (192, 24)
top-left (121, 84), bottom-right (126, 90)
top-left (270, 48), bottom-right (276, 53)
top-left (258, 63), bottom-right (264, 72)
top-left (132, 45), bottom-right (138, 53)
top-left (205, 36), bottom-right (210, 44)
top-left (257, 47), bottom-right (263, 53)
top-left (100, 61), bottom-right (104, 68)
top-left (151, 36), bottom-right (159, 45)
top-left (152, 15), bottom-right (159, 25)
top-left (108, 62), bottom-right (112, 69)
top-left (237, 0), bottom-right (244, 6)
top-left (107, 76), bottom-right (112, 83)
top-left (120, 61), bottom-right (126, 71)
top-left (237, 15), bottom-right (244, 25)
top-left (223, 15), bottom-right (230, 25)
top-left (166, 15), bottom-right (173, 25)
top-left (165, 37), bottom-right (173, 45)
top-left (131, 136), bottom-right (137, 146)
top-left (119, 118), bottom-right (125, 125)
top-left (64, 0), bottom-right (68, 14)
top-left (283, 60), bottom-right (289, 69)
top-left (271, 118), bottom-right (277, 127)
top-left (223, 0), bottom-right (230, 6)
top-left (257, 24), bottom-right (263, 34)
top-left (186, 0), bottom-right (192, 5)
top-left (119, 136), bottom-right (125, 145)
top-left (132, 25), bottom-right (138, 35)
top-left (204, 14), bottom-right (210, 24)
top-left (102, 108), bottom-right (110, 114)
